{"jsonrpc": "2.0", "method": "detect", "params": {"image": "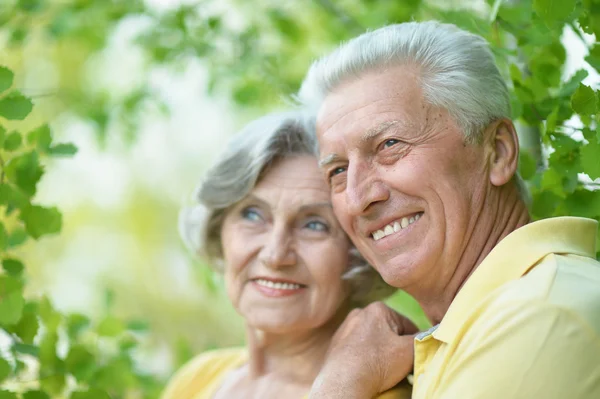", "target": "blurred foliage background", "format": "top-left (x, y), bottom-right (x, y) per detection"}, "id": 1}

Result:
top-left (1, 0), bottom-right (600, 397)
